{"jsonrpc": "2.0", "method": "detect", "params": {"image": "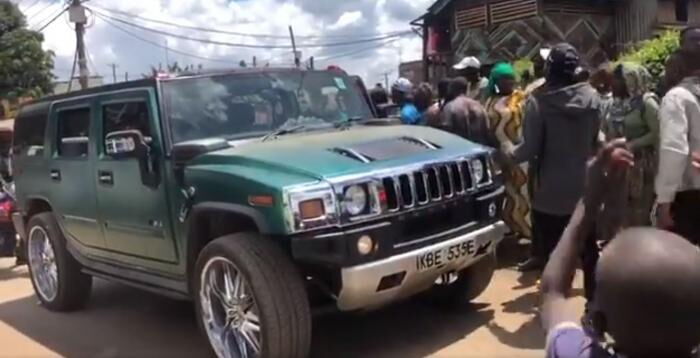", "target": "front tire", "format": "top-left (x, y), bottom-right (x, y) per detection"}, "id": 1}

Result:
top-left (425, 253), bottom-right (497, 307)
top-left (26, 213), bottom-right (92, 311)
top-left (194, 233), bottom-right (311, 358)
